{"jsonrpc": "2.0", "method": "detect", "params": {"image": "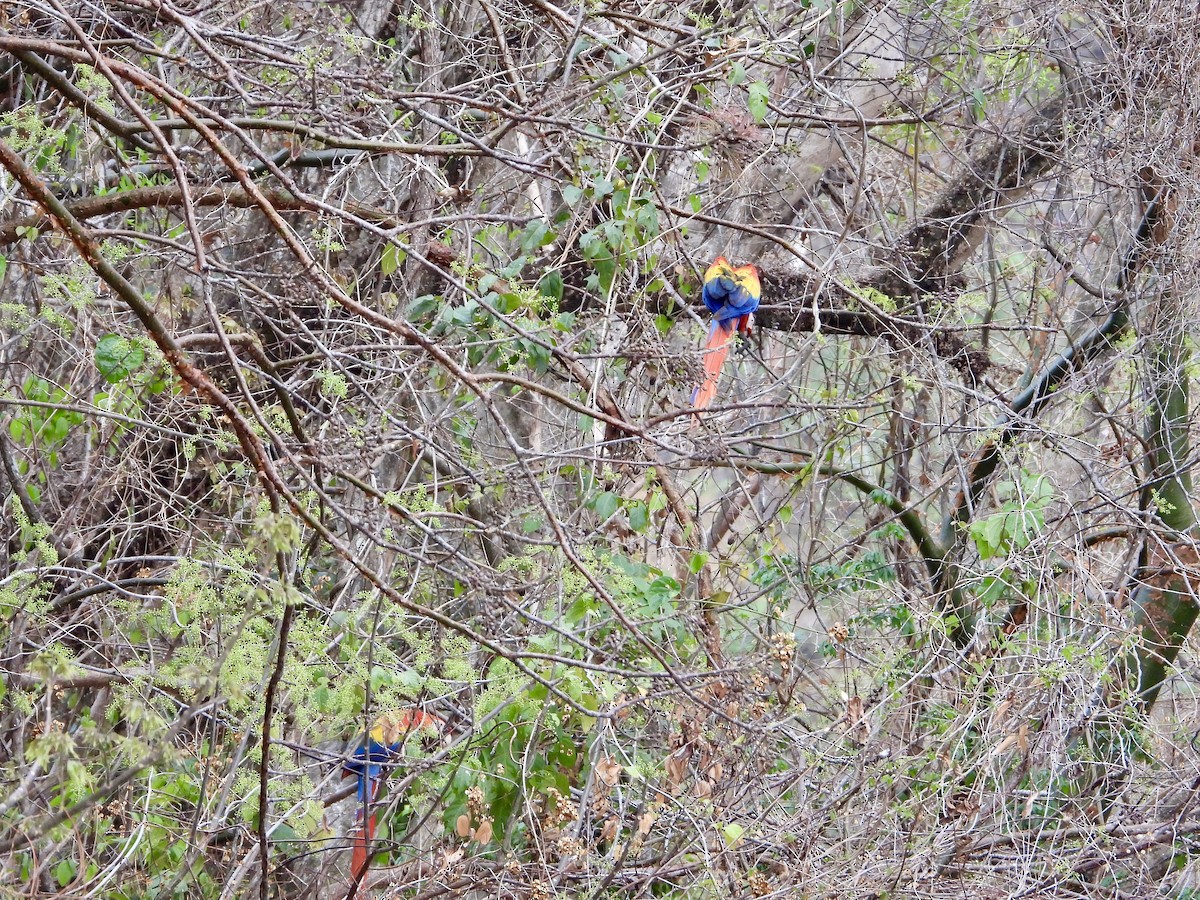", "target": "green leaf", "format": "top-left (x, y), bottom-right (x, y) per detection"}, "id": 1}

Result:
top-left (579, 230), bottom-right (617, 293)
top-left (0, 254), bottom-right (7, 281)
top-left (728, 62), bottom-right (747, 87)
top-left (645, 574), bottom-right (680, 606)
top-left (592, 491), bottom-right (619, 520)
top-left (496, 290), bottom-right (523, 314)
top-left (978, 574), bottom-right (1010, 605)
top-left (380, 243), bottom-right (404, 276)
top-left (520, 219), bottom-right (555, 252)
top-left (747, 81), bottom-right (770, 124)
top-left (970, 88), bottom-right (987, 120)
top-left (628, 501), bottom-right (649, 533)
top-left (689, 552), bottom-right (708, 574)
top-left (720, 822), bottom-right (745, 847)
top-left (446, 298), bottom-right (480, 326)
top-left (538, 270), bottom-right (564, 302)
top-left (269, 822), bottom-right (302, 851)
top-left (54, 859), bottom-right (75, 888)
top-left (525, 341), bottom-right (551, 374)
top-left (95, 334), bottom-right (144, 384)
top-left (969, 514), bottom-right (1006, 560)
top-left (562, 184), bottom-right (583, 206)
